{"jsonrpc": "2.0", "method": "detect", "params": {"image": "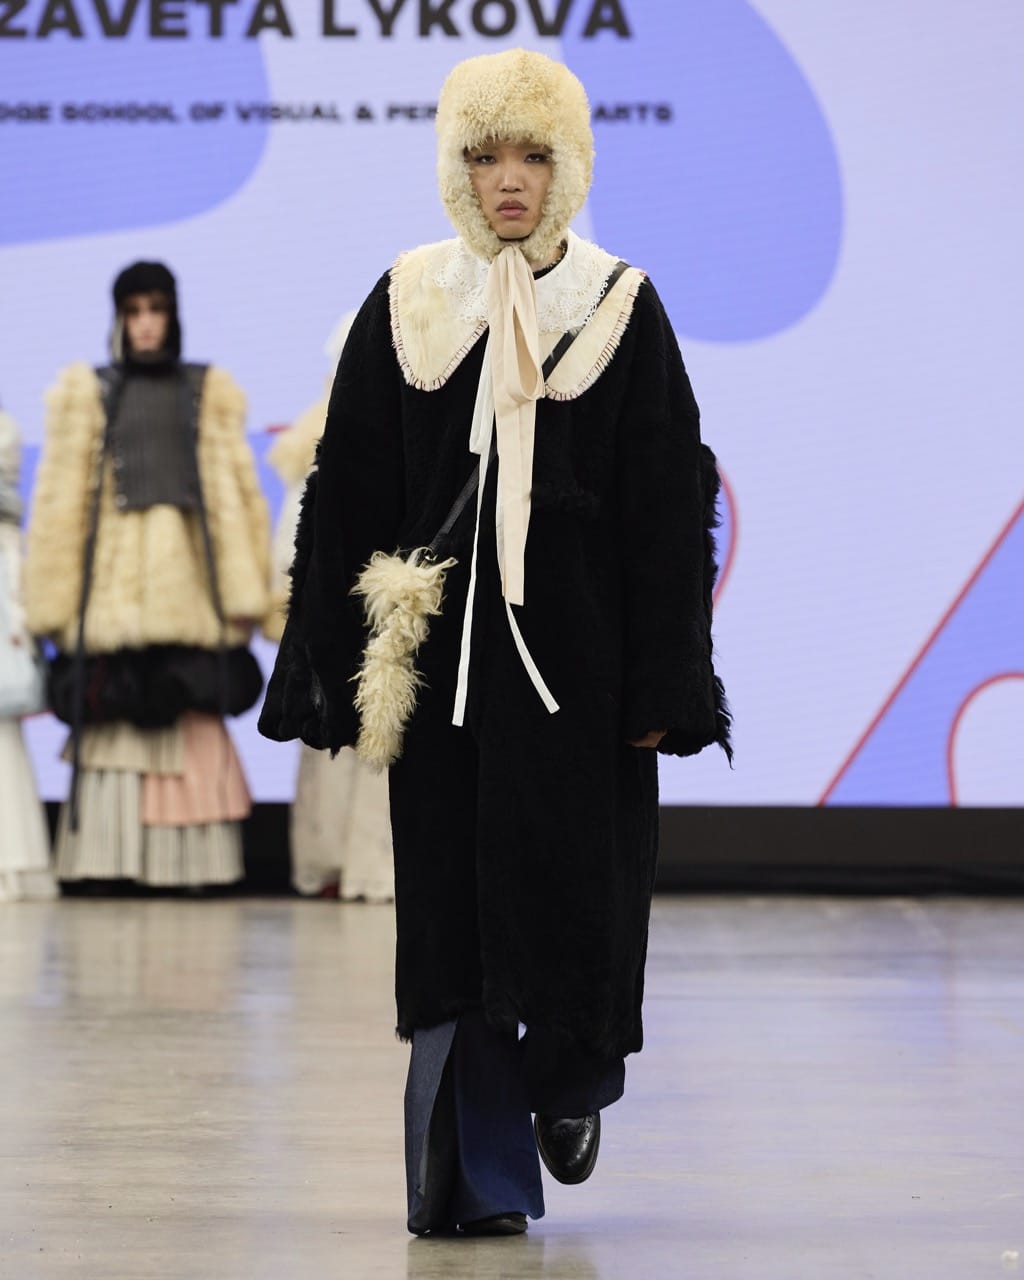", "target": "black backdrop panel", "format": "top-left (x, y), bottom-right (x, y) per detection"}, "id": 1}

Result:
top-left (46, 804), bottom-right (1024, 895)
